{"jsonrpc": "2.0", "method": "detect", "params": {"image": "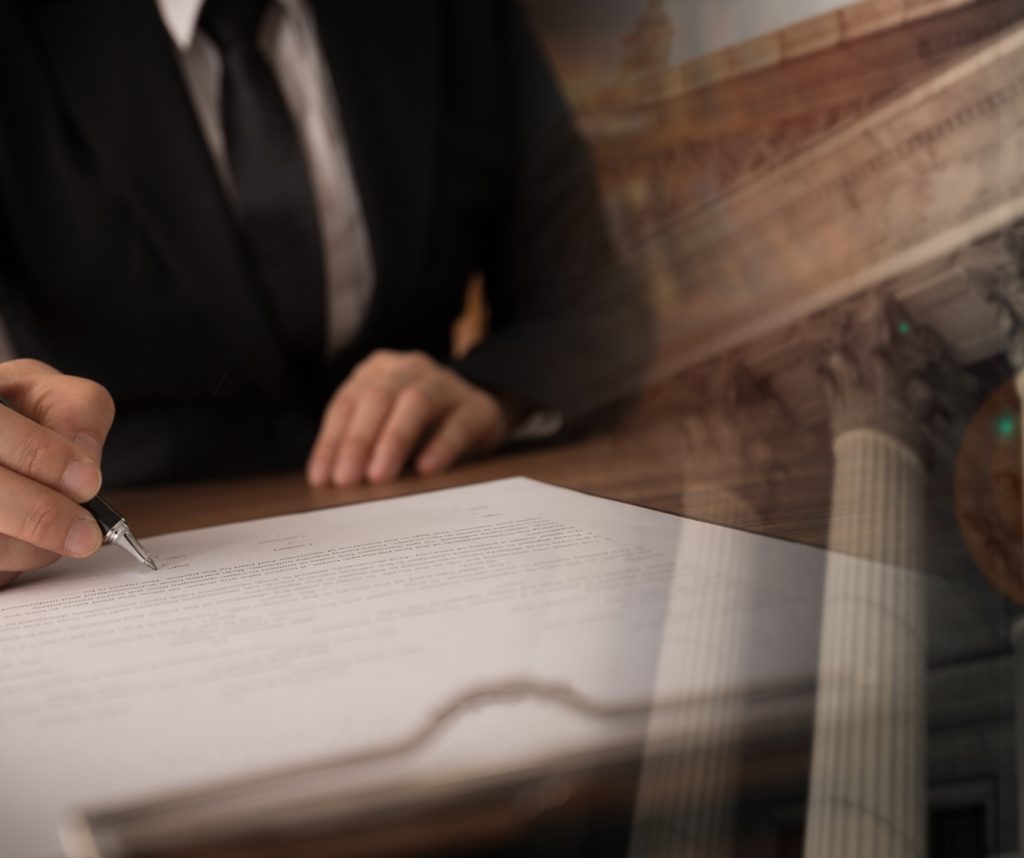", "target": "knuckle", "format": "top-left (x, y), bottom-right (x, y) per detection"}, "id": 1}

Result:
top-left (350, 360), bottom-right (384, 388)
top-left (455, 373), bottom-right (479, 396)
top-left (13, 435), bottom-right (63, 483)
top-left (8, 358), bottom-right (53, 376)
top-left (432, 372), bottom-right (460, 398)
top-left (398, 384), bottom-right (432, 412)
top-left (360, 385), bottom-right (394, 409)
top-left (472, 393), bottom-right (501, 422)
top-left (18, 497), bottom-right (64, 548)
top-left (75, 378), bottom-right (116, 420)
top-left (327, 391), bottom-right (355, 416)
top-left (356, 354), bottom-right (378, 373)
top-left (360, 349), bottom-right (395, 371)
top-left (380, 424), bottom-right (417, 452)
top-left (350, 359), bottom-right (374, 381)
top-left (453, 410), bottom-right (489, 445)
top-left (340, 434), bottom-right (372, 457)
top-left (0, 535), bottom-right (55, 575)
